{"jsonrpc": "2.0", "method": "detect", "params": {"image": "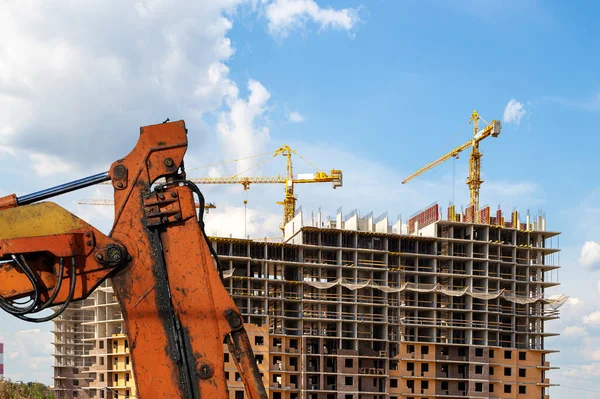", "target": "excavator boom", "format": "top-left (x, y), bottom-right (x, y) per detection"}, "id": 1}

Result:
top-left (0, 121), bottom-right (267, 399)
